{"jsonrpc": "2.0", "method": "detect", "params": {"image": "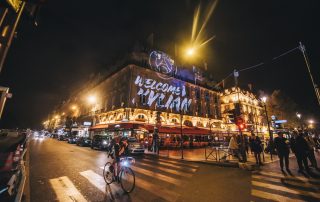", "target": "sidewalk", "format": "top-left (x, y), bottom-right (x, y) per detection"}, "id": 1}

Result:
top-left (144, 147), bottom-right (291, 168)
